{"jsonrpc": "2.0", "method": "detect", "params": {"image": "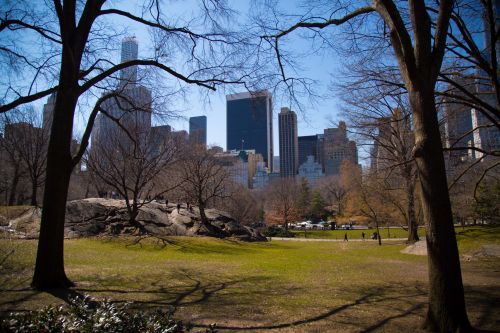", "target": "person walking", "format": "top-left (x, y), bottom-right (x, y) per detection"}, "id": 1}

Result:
top-left (176, 203), bottom-right (181, 213)
top-left (361, 232), bottom-right (365, 240)
top-left (344, 233), bottom-right (348, 242)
